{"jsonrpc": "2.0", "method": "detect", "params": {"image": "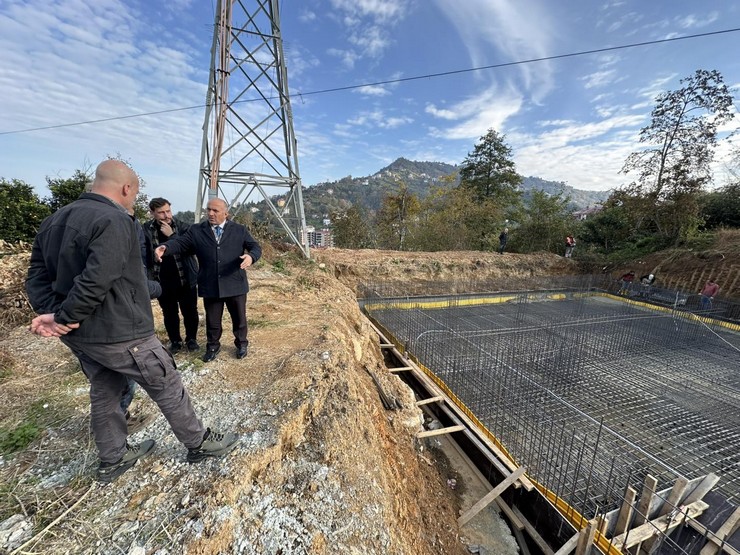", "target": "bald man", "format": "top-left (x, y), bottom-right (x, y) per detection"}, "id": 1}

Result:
top-left (26, 160), bottom-right (238, 483)
top-left (155, 197), bottom-right (262, 362)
